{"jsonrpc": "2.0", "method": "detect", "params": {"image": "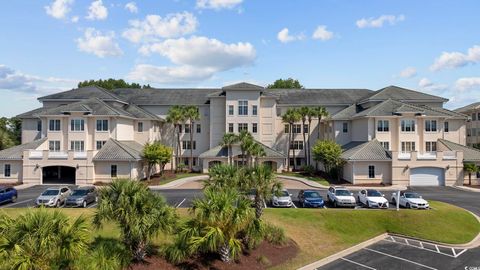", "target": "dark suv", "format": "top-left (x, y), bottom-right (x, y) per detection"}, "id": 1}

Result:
top-left (65, 186), bottom-right (97, 208)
